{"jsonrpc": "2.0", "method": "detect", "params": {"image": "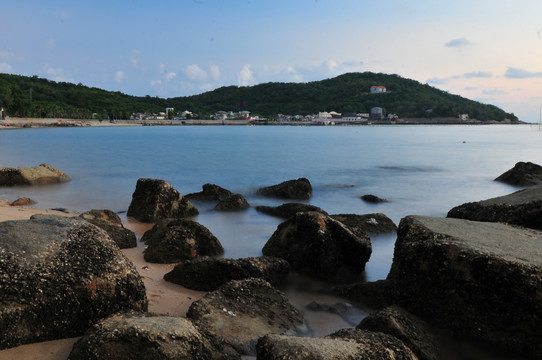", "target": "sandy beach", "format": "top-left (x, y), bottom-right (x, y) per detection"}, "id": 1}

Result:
top-left (0, 200), bottom-right (206, 360)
